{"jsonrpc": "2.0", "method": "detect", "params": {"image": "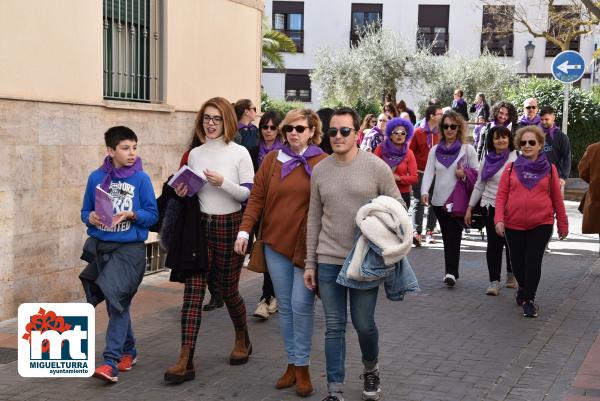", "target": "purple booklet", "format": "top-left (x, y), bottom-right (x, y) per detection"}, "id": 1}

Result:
top-left (95, 186), bottom-right (115, 228)
top-left (168, 166), bottom-right (207, 197)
